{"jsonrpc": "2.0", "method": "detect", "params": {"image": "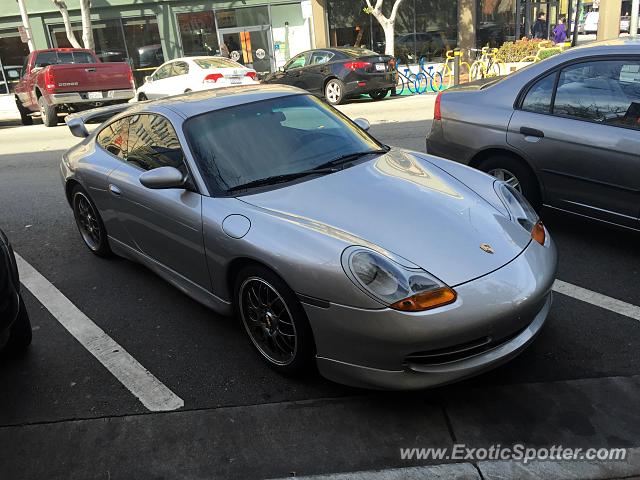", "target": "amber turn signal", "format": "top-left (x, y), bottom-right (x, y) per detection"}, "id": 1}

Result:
top-left (390, 287), bottom-right (457, 312)
top-left (531, 221), bottom-right (546, 245)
